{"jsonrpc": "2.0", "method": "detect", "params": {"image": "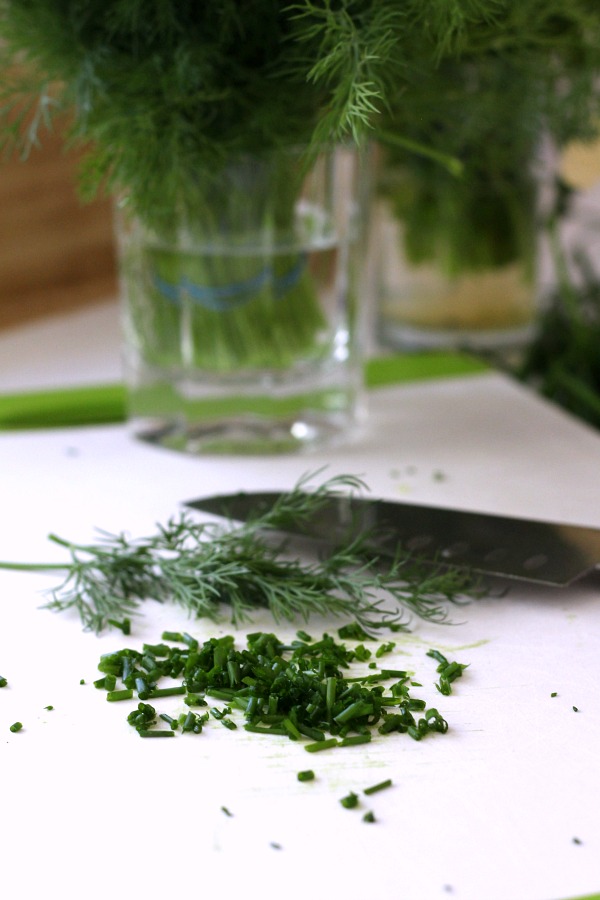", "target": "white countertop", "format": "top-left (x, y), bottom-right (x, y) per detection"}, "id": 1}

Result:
top-left (1, 300), bottom-right (600, 900)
